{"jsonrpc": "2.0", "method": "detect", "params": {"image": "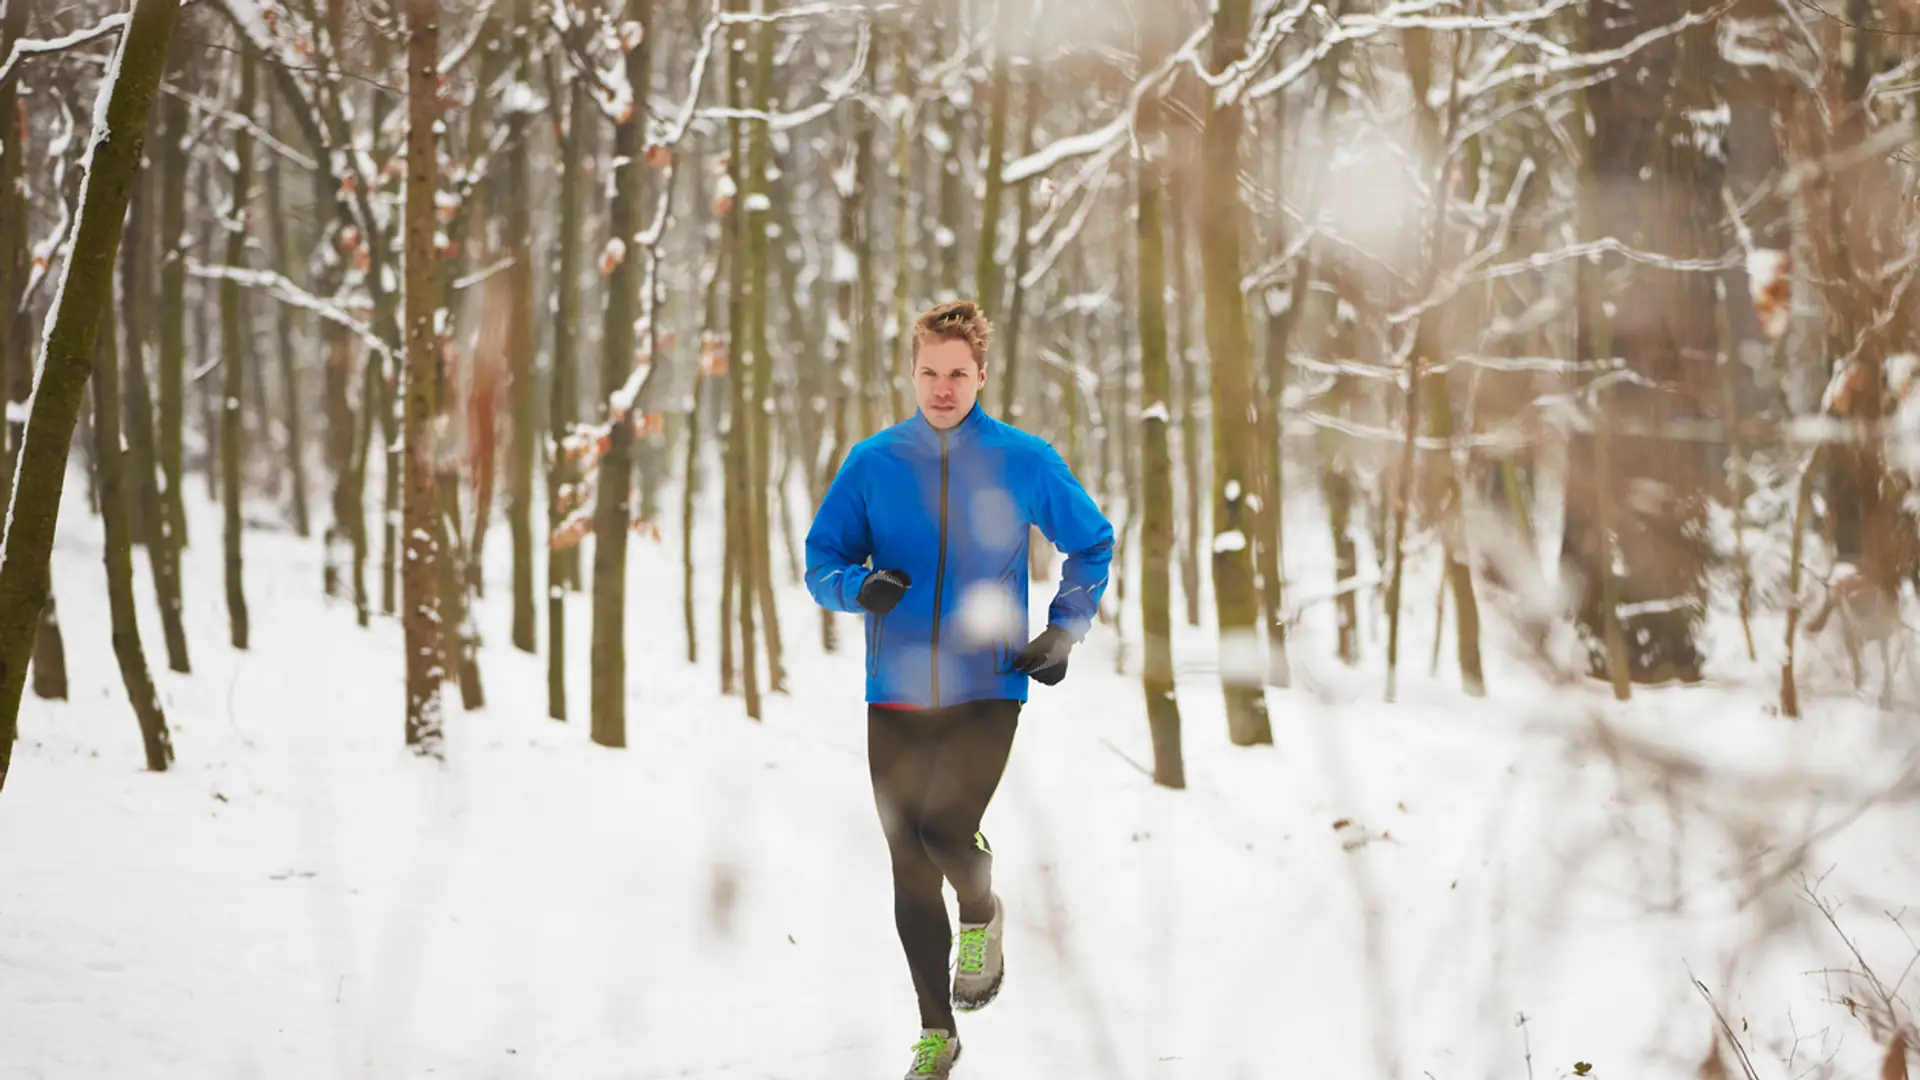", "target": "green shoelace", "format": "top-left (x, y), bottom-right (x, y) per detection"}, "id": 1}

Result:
top-left (911, 1031), bottom-right (952, 1074)
top-left (955, 925), bottom-right (993, 974)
